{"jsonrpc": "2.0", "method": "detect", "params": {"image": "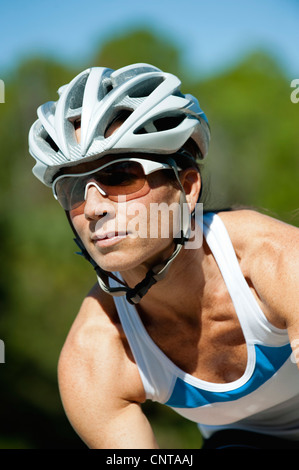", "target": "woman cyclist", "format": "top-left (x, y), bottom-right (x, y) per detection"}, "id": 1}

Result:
top-left (28, 63), bottom-right (299, 449)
